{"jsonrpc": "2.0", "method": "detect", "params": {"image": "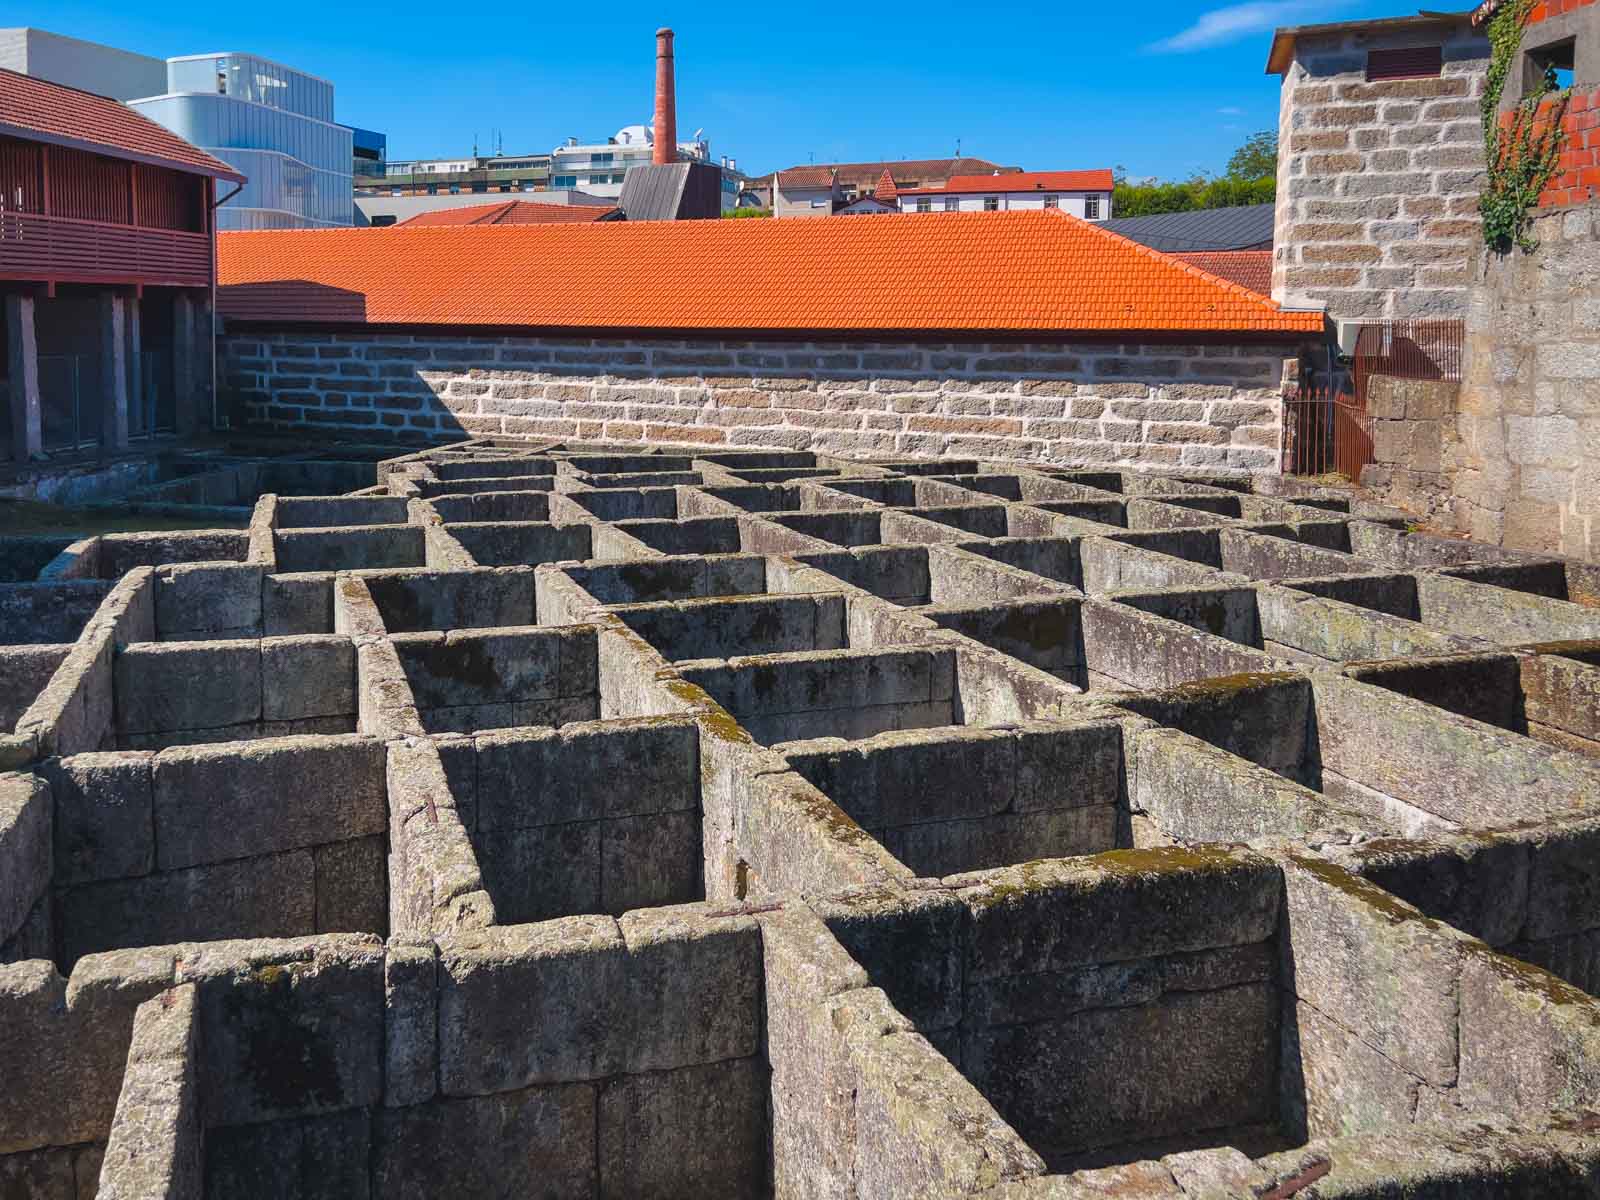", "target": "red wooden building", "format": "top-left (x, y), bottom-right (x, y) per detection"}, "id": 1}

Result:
top-left (0, 67), bottom-right (244, 460)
